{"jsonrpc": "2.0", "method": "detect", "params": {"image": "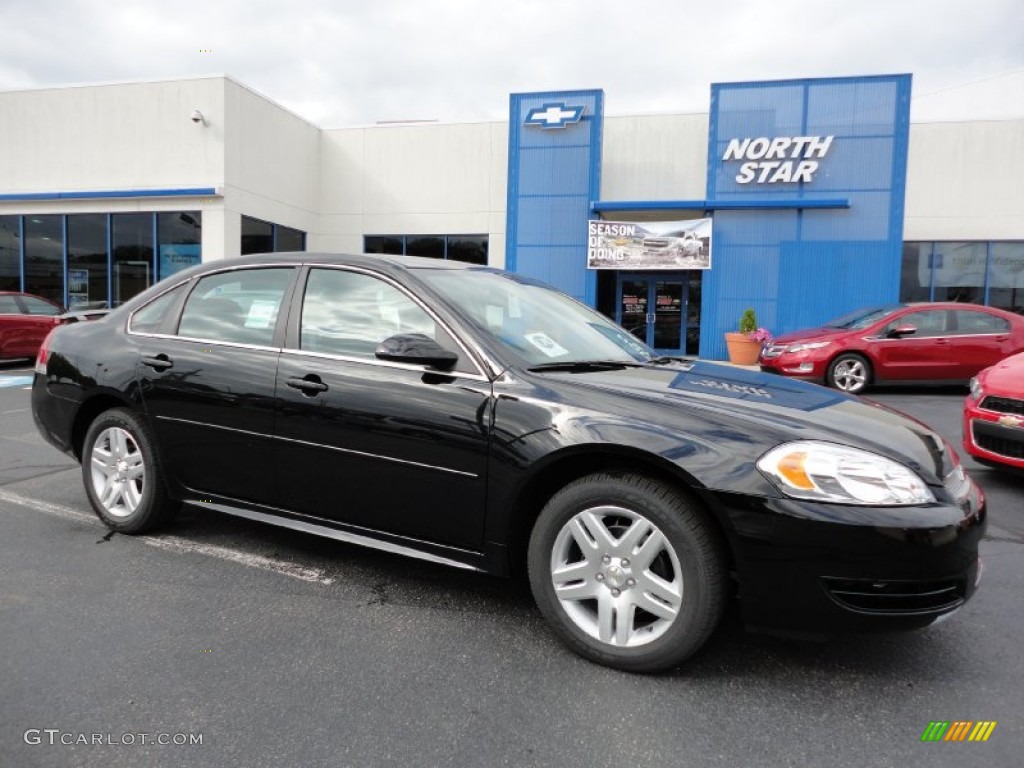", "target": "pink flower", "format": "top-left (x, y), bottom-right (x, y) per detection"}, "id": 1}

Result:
top-left (747, 327), bottom-right (773, 344)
